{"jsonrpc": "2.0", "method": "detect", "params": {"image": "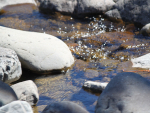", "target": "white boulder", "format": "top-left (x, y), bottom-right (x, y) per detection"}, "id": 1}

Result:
top-left (0, 26), bottom-right (74, 73)
top-left (0, 47), bottom-right (22, 84)
top-left (83, 81), bottom-right (108, 91)
top-left (0, 0), bottom-right (37, 9)
top-left (11, 80), bottom-right (39, 106)
top-left (0, 101), bottom-right (33, 113)
top-left (131, 53), bottom-right (150, 69)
